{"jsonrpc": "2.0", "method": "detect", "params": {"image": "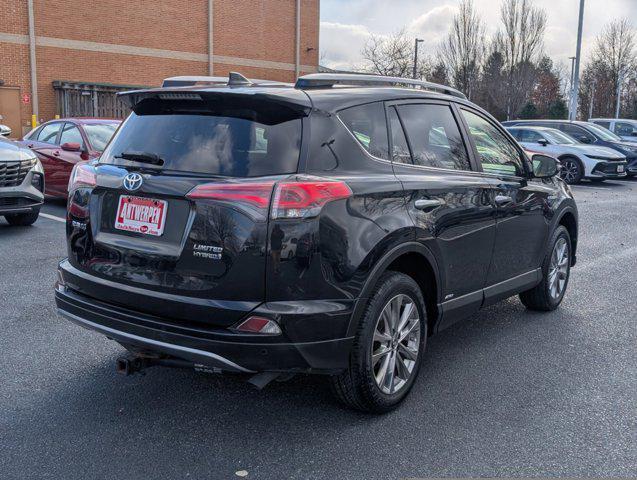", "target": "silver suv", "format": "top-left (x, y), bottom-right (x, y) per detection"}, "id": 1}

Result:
top-left (0, 136), bottom-right (44, 226)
